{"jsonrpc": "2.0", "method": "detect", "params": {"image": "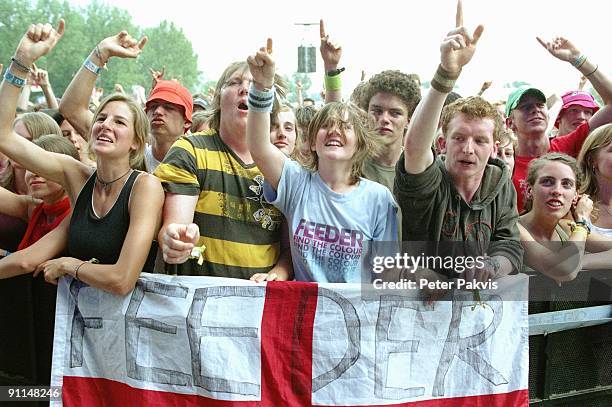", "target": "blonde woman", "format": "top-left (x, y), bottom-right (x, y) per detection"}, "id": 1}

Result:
top-left (0, 20), bottom-right (163, 294)
top-left (578, 123), bottom-right (612, 236)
